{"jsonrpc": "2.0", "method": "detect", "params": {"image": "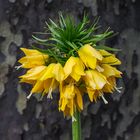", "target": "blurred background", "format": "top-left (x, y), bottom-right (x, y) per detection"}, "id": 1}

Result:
top-left (0, 0), bottom-right (140, 140)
